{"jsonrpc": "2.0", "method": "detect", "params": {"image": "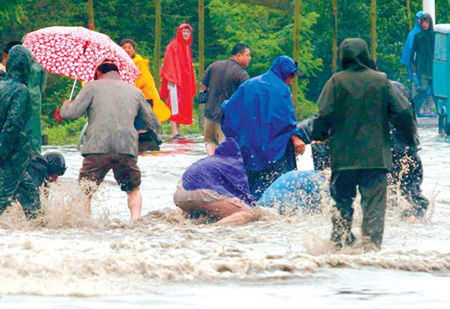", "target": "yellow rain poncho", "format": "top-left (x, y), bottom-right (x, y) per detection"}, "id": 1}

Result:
top-left (133, 54), bottom-right (171, 122)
